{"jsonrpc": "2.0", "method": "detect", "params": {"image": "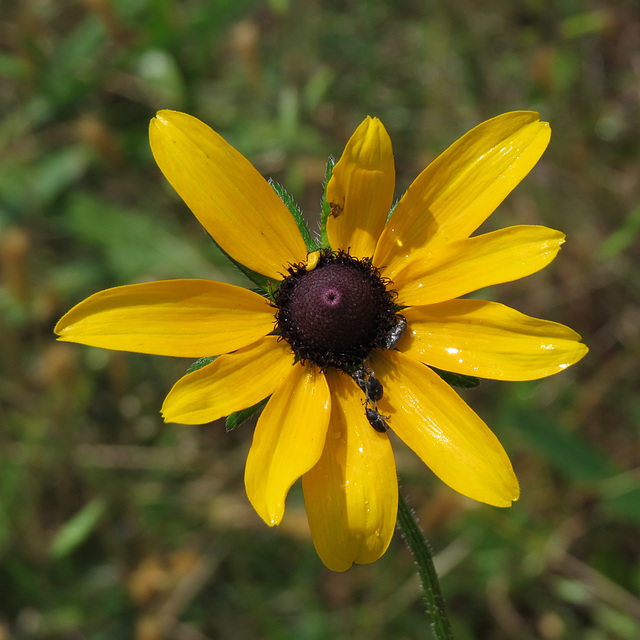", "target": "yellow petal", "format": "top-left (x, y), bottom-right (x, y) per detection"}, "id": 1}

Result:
top-left (150, 111), bottom-right (307, 280)
top-left (374, 111), bottom-right (551, 279)
top-left (326, 117), bottom-right (395, 258)
top-left (372, 350), bottom-right (519, 506)
top-left (394, 225), bottom-right (565, 306)
top-left (161, 336), bottom-right (294, 424)
top-left (401, 299), bottom-right (588, 381)
top-left (55, 279), bottom-right (275, 357)
top-left (302, 369), bottom-right (398, 572)
top-left (245, 362), bottom-right (330, 526)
